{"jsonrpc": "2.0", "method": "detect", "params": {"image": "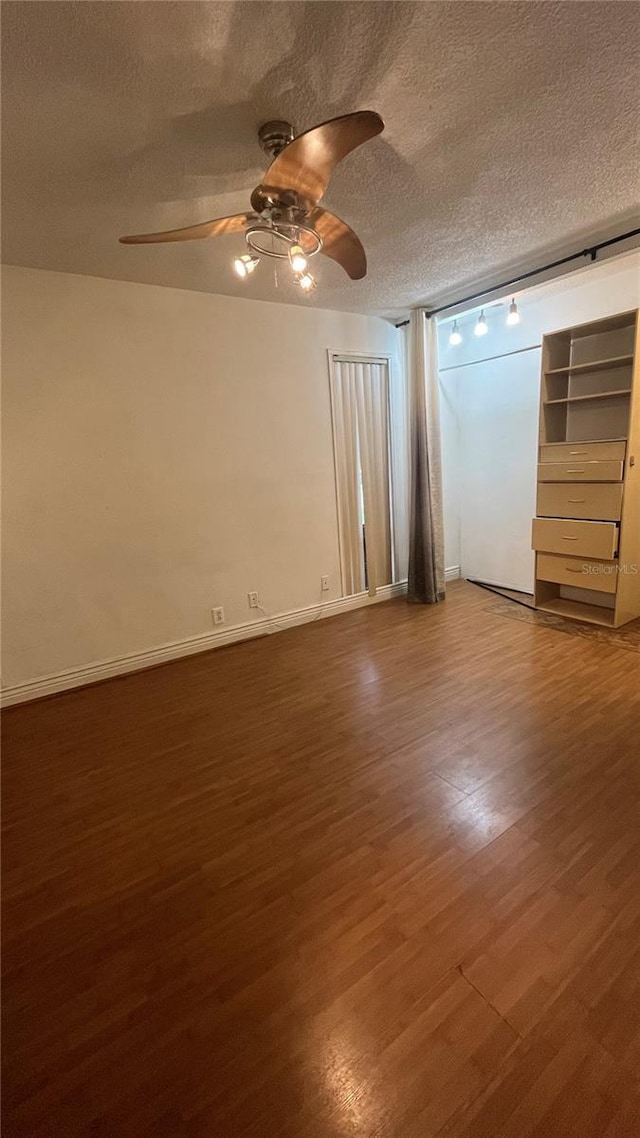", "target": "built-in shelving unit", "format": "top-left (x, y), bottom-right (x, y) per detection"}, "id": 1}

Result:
top-left (532, 310), bottom-right (640, 627)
